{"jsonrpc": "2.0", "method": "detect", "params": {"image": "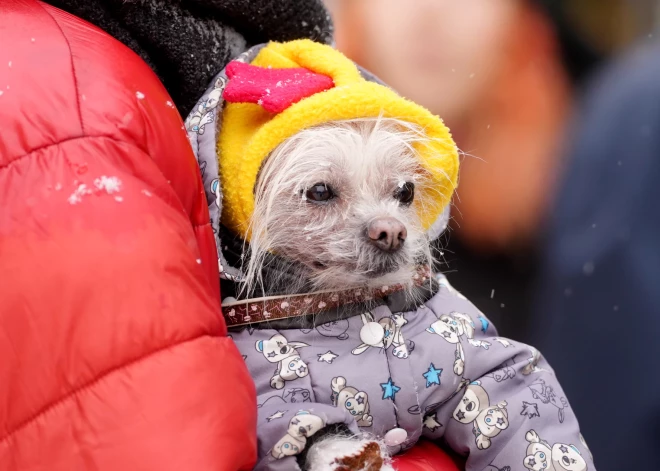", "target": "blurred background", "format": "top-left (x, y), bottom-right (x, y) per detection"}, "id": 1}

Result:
top-left (325, 0), bottom-right (659, 339)
top-left (324, 2), bottom-right (660, 470)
